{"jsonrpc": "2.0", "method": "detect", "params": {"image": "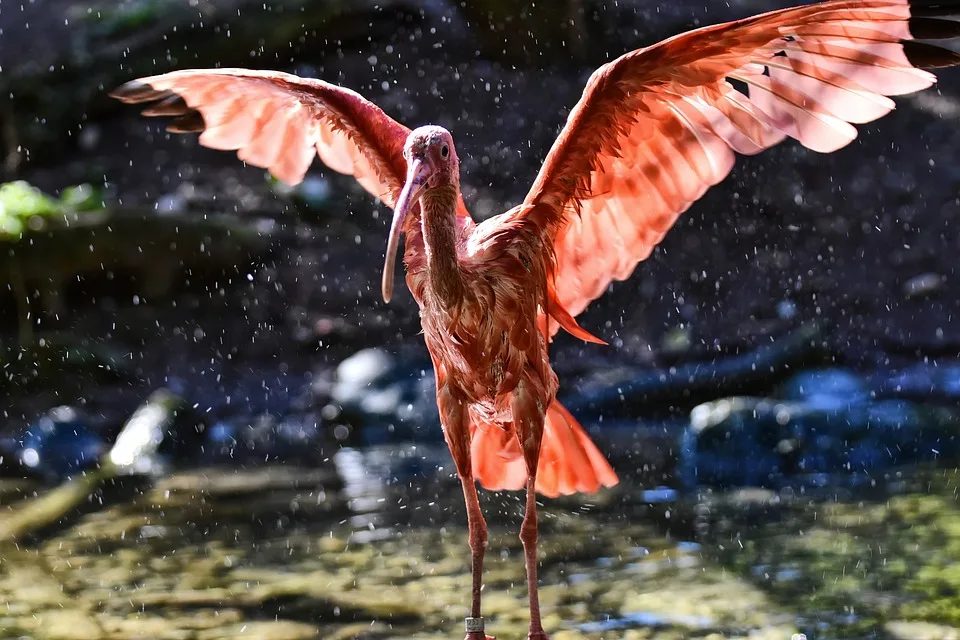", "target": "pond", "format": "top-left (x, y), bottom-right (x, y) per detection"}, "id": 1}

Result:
top-left (3, 446), bottom-right (959, 640)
